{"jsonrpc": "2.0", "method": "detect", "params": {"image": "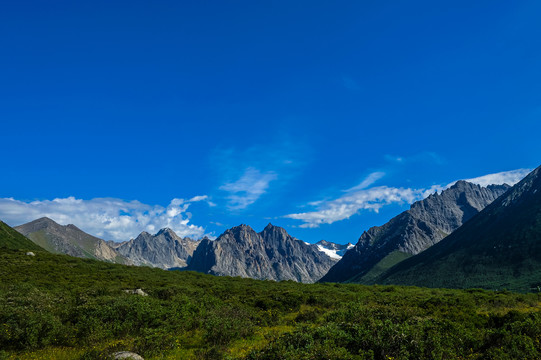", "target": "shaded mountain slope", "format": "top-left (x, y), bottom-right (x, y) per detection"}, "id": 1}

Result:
top-left (321, 181), bottom-right (510, 283)
top-left (379, 166), bottom-right (541, 292)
